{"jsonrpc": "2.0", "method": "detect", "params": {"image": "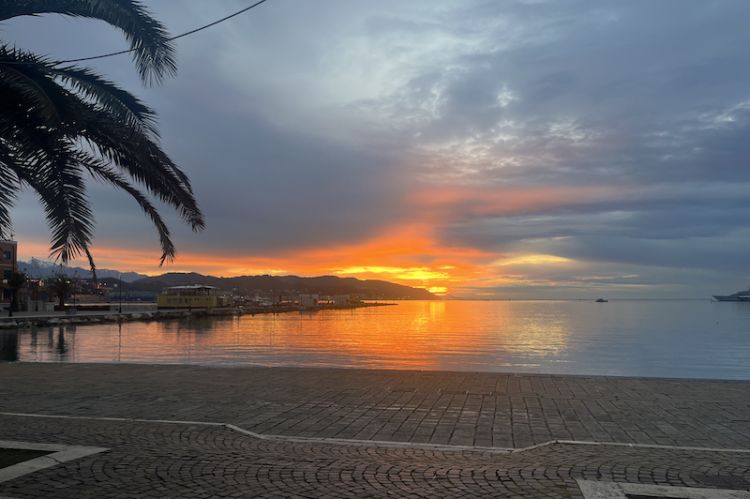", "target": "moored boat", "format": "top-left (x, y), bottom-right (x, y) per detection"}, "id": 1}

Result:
top-left (713, 288), bottom-right (750, 302)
